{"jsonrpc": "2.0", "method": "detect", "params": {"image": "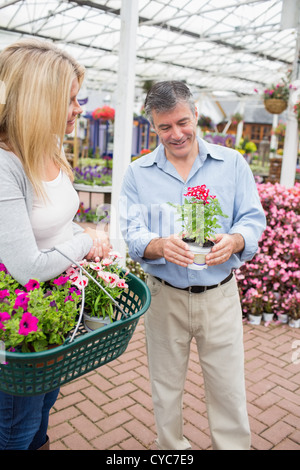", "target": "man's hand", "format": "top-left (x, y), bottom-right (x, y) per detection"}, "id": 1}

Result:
top-left (144, 235), bottom-right (194, 267)
top-left (205, 233), bottom-right (245, 266)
